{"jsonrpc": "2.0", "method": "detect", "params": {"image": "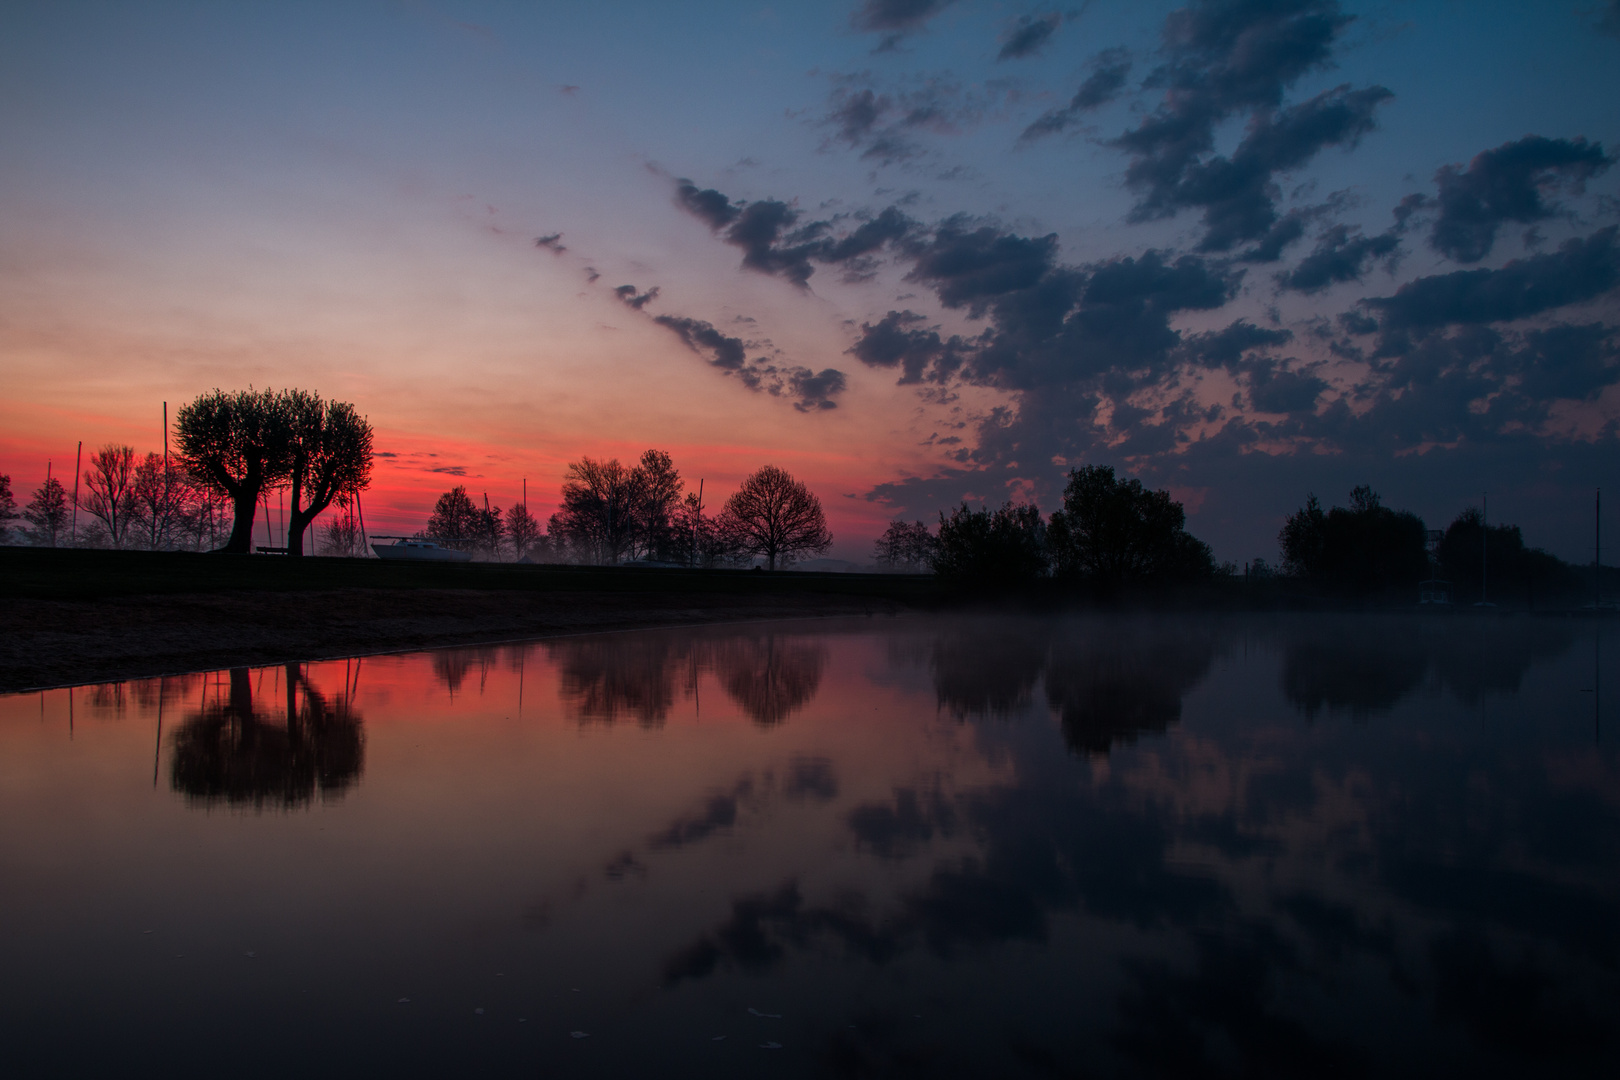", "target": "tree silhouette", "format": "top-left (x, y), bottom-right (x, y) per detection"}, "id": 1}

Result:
top-left (425, 486), bottom-right (480, 550)
top-left (79, 444), bottom-right (139, 548)
top-left (873, 519), bottom-right (935, 571)
top-left (549, 456), bottom-right (641, 564)
top-left (1047, 465), bottom-right (1216, 585)
top-left (1279, 486), bottom-right (1428, 595)
top-left (174, 389), bottom-right (295, 553)
top-left (719, 465), bottom-right (831, 570)
top-left (282, 391), bottom-right (373, 557)
top-left (931, 502), bottom-right (1047, 585)
top-left (22, 474), bottom-right (69, 547)
top-left (0, 473), bottom-right (14, 543)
